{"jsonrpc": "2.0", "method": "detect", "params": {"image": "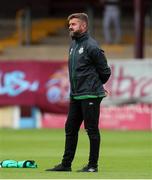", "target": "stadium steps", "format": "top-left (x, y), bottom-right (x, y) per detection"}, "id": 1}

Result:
top-left (0, 18), bottom-right (67, 50)
top-left (31, 18), bottom-right (67, 43)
